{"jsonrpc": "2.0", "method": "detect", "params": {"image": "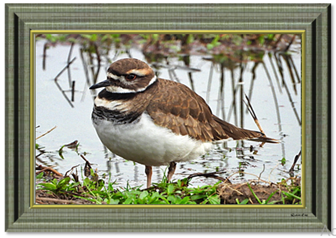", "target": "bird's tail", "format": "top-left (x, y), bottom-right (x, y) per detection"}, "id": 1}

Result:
top-left (213, 116), bottom-right (280, 144)
top-left (248, 135), bottom-right (280, 143)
